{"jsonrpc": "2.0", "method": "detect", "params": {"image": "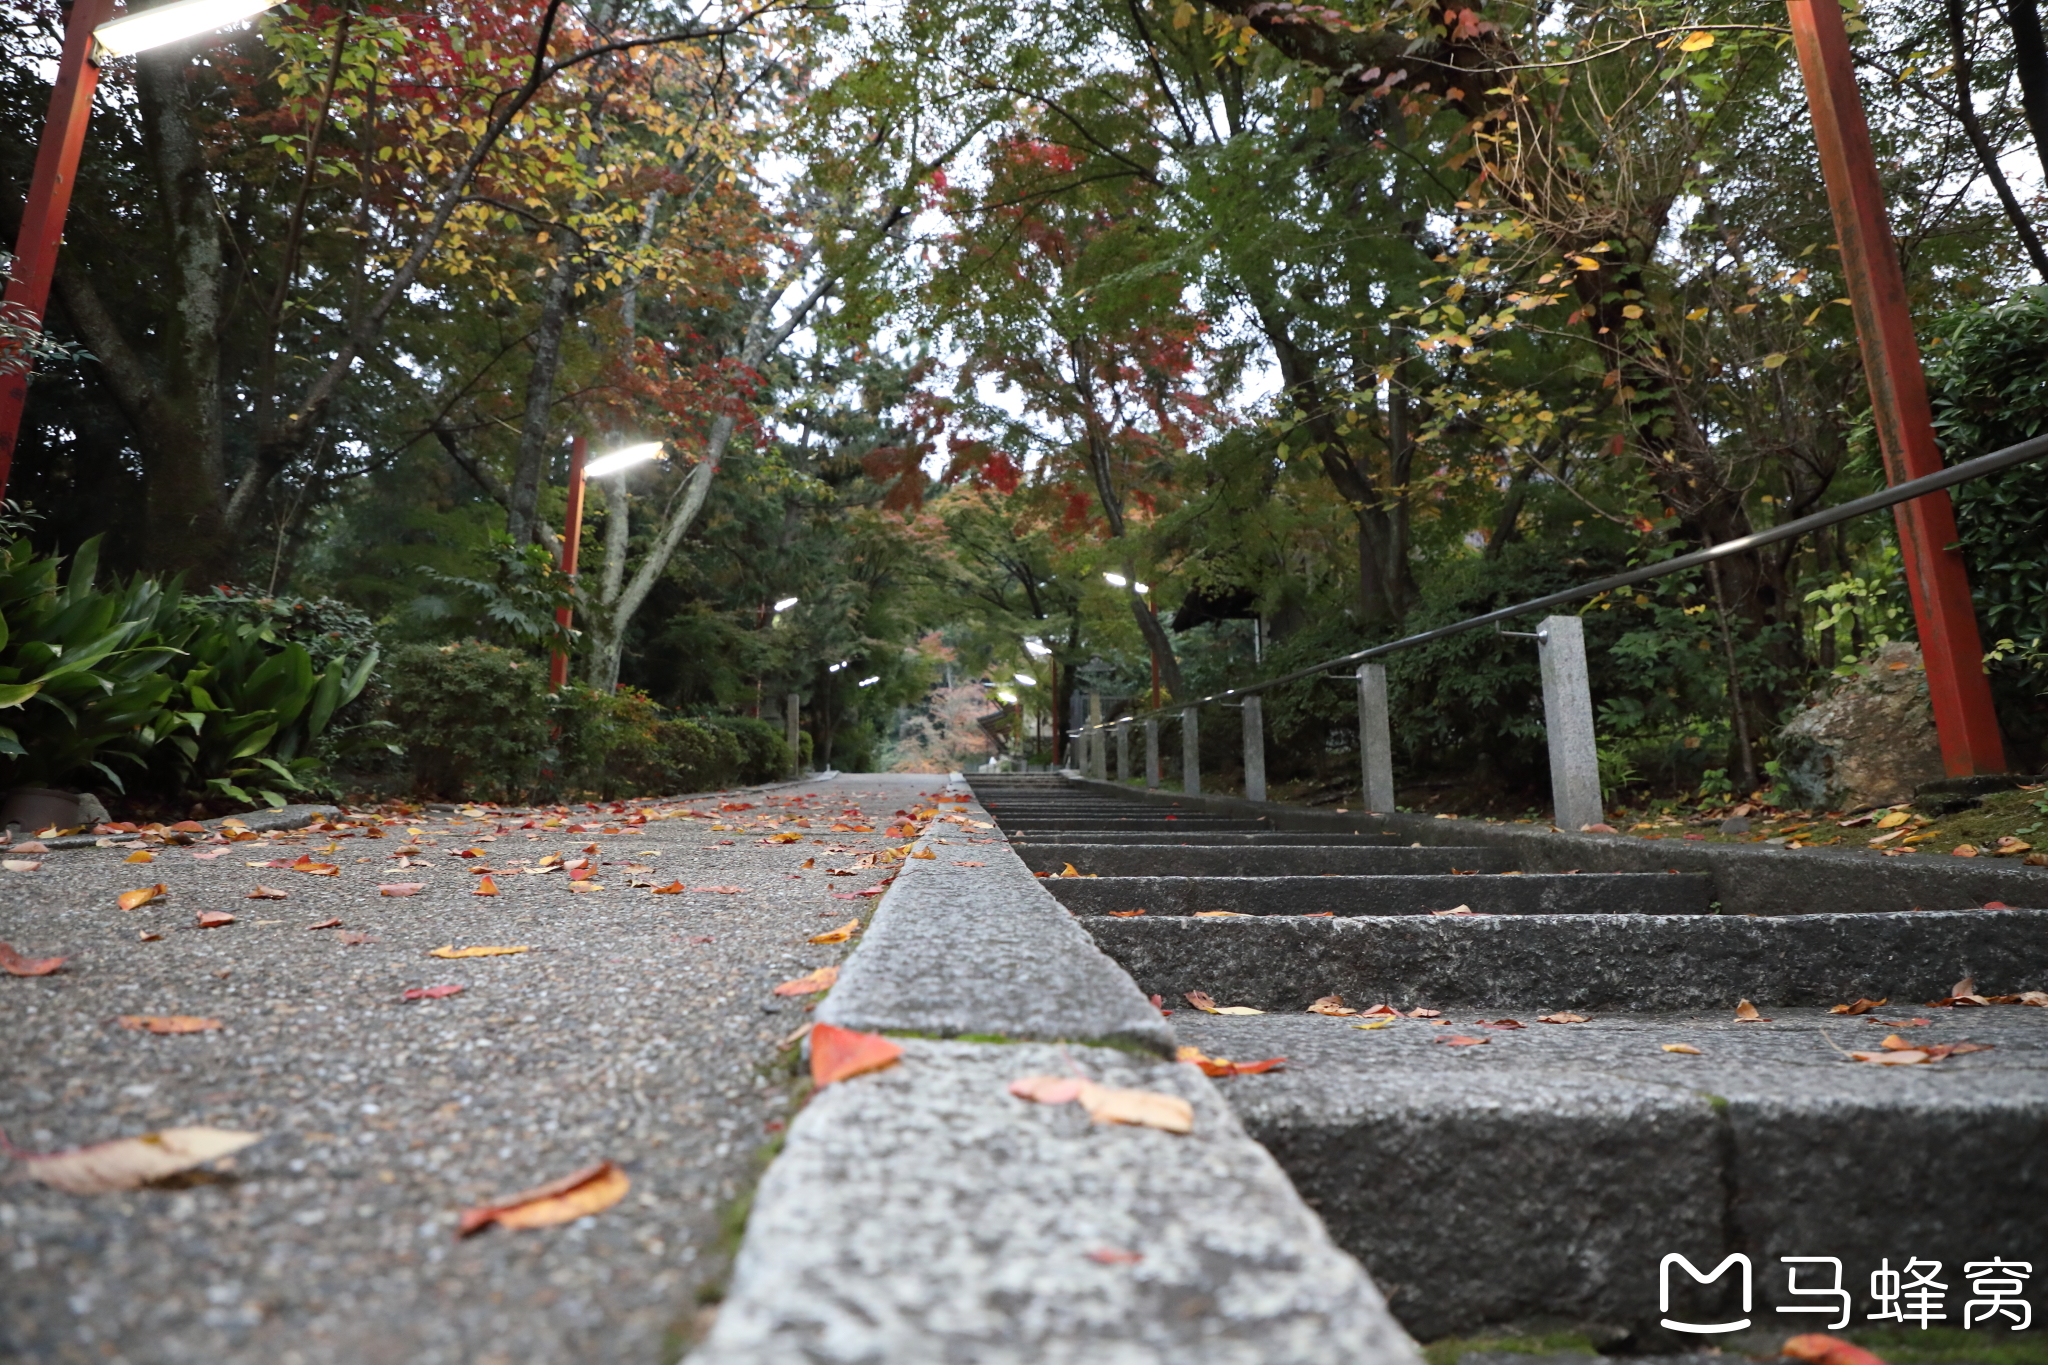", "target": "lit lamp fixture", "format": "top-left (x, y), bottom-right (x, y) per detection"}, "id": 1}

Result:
top-left (0, 0), bottom-right (289, 493)
top-left (995, 690), bottom-right (1017, 705)
top-left (1013, 672), bottom-right (1037, 687)
top-left (827, 660), bottom-right (849, 673)
top-left (551, 436), bottom-right (669, 689)
top-left (857, 675), bottom-right (880, 688)
top-left (1103, 571), bottom-right (1128, 587)
top-left (1134, 582), bottom-right (1150, 595)
top-left (92, 0), bottom-right (283, 56)
top-left (773, 596), bottom-right (800, 613)
top-left (1023, 637), bottom-right (1051, 659)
